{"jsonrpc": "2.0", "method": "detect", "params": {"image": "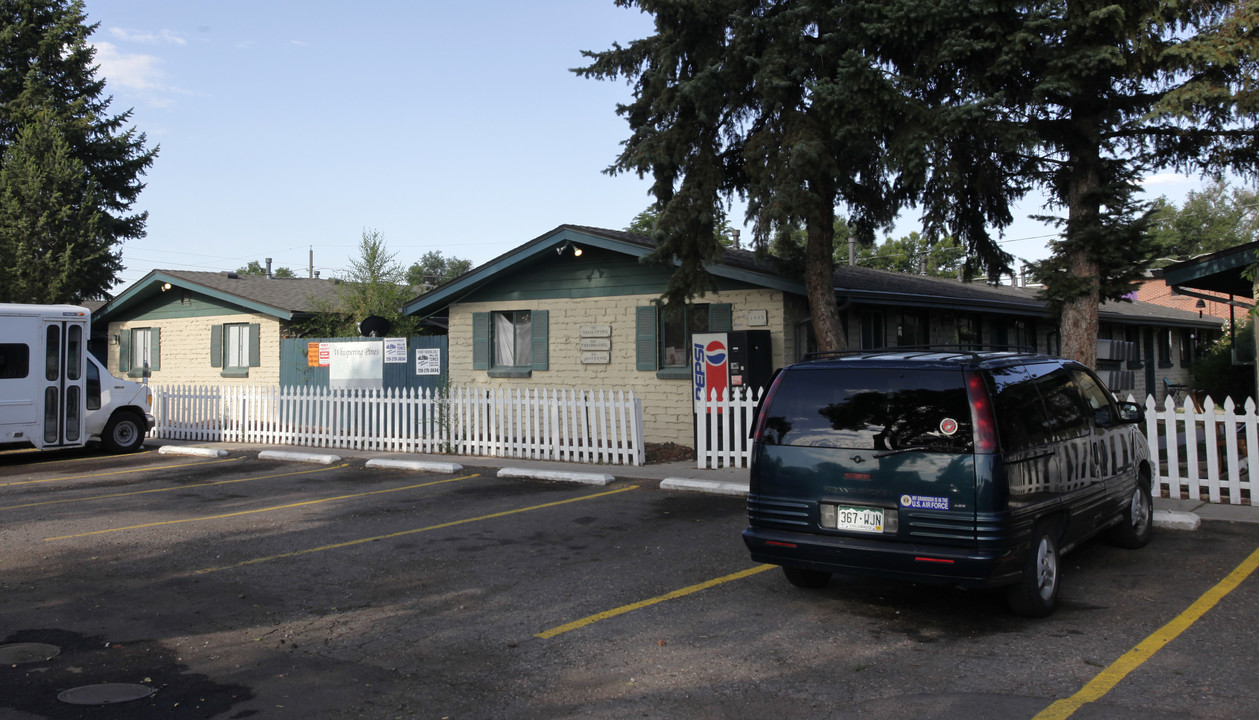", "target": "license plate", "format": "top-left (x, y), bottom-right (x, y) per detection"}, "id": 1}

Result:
top-left (834, 506), bottom-right (884, 533)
